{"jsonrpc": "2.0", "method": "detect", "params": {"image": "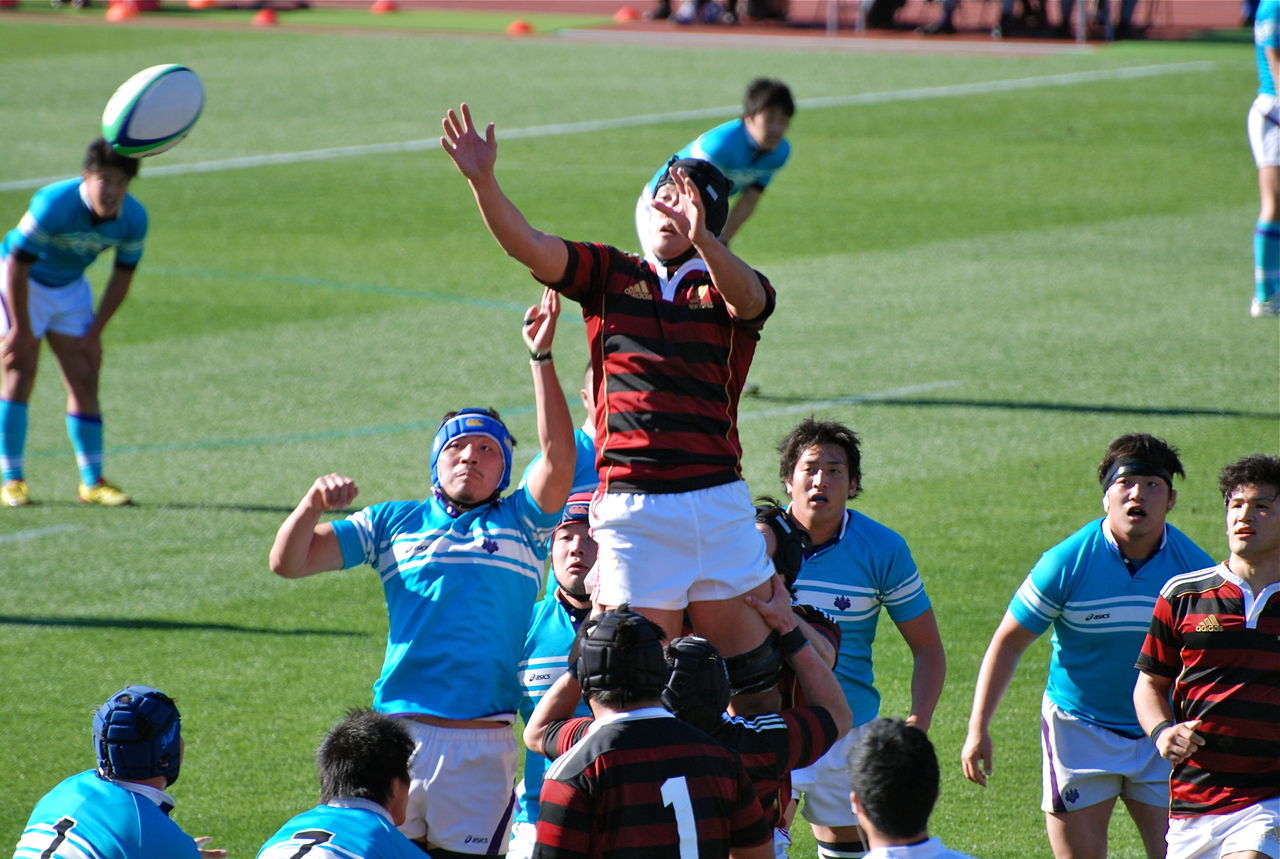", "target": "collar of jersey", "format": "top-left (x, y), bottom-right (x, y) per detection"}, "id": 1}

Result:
top-left (328, 796), bottom-right (394, 823)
